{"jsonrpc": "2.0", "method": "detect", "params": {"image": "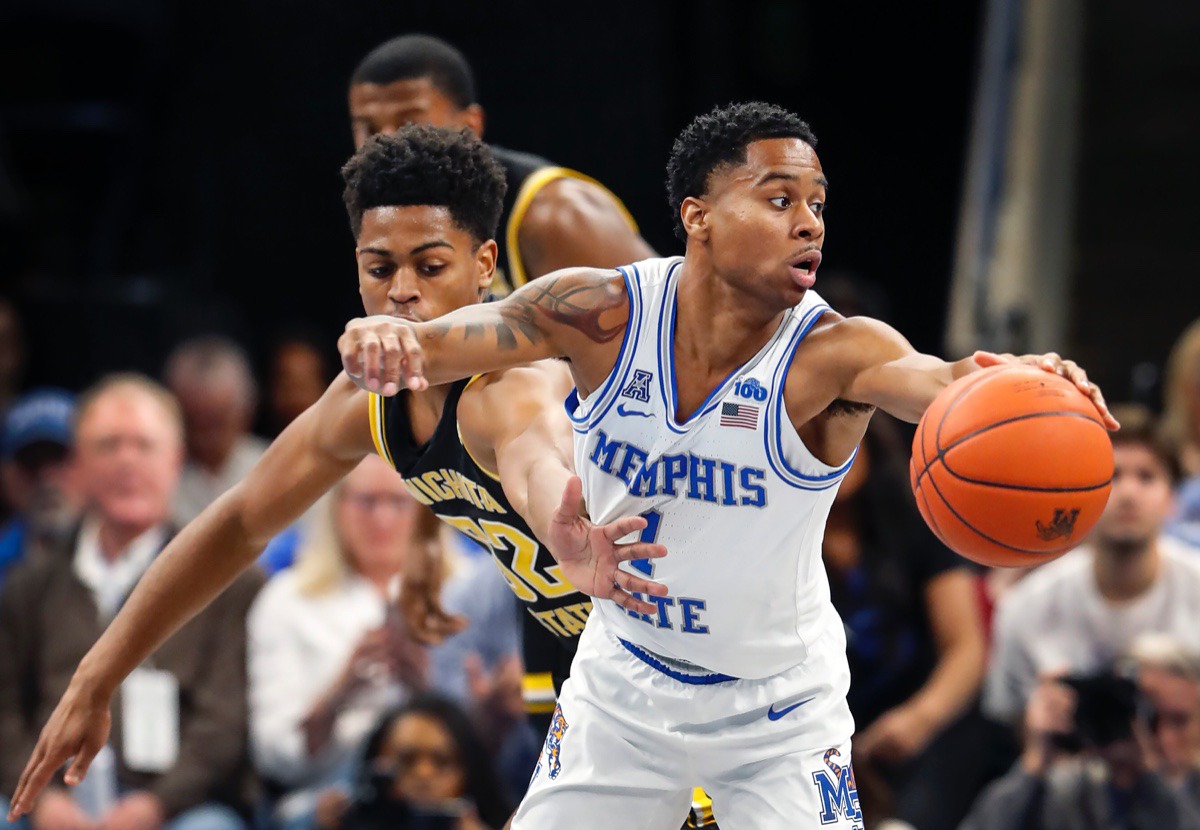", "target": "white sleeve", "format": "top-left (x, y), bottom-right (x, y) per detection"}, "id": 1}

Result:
top-left (246, 580), bottom-right (322, 786)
